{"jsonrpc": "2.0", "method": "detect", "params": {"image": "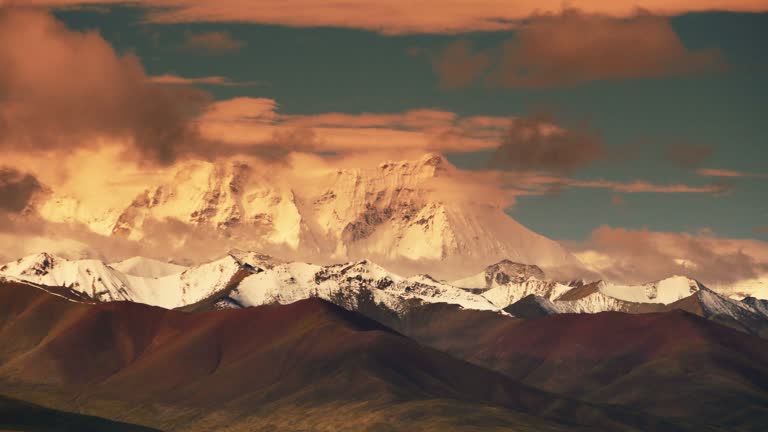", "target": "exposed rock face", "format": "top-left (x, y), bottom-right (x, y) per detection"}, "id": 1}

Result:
top-left (485, 260), bottom-right (546, 287)
top-left (31, 154), bottom-right (579, 277)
